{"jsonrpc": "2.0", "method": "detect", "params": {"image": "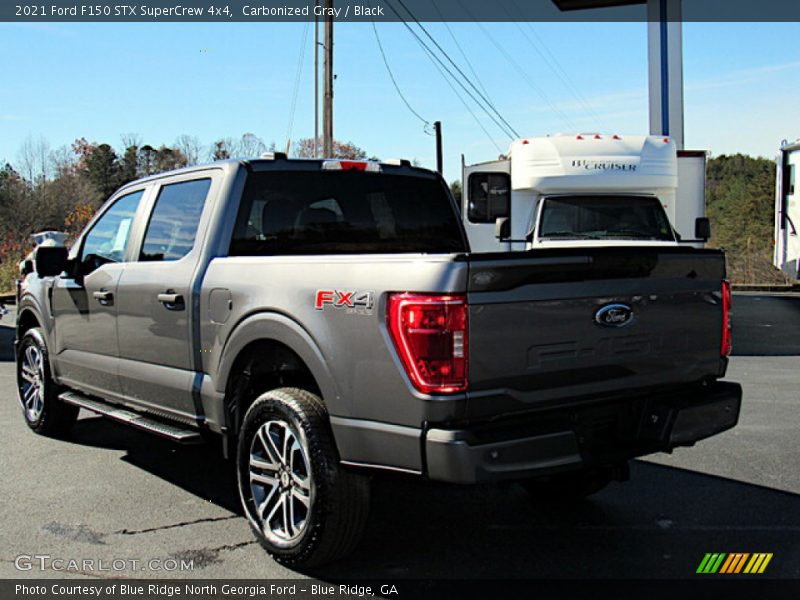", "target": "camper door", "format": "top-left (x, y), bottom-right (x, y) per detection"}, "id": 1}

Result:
top-left (462, 159), bottom-right (511, 253)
